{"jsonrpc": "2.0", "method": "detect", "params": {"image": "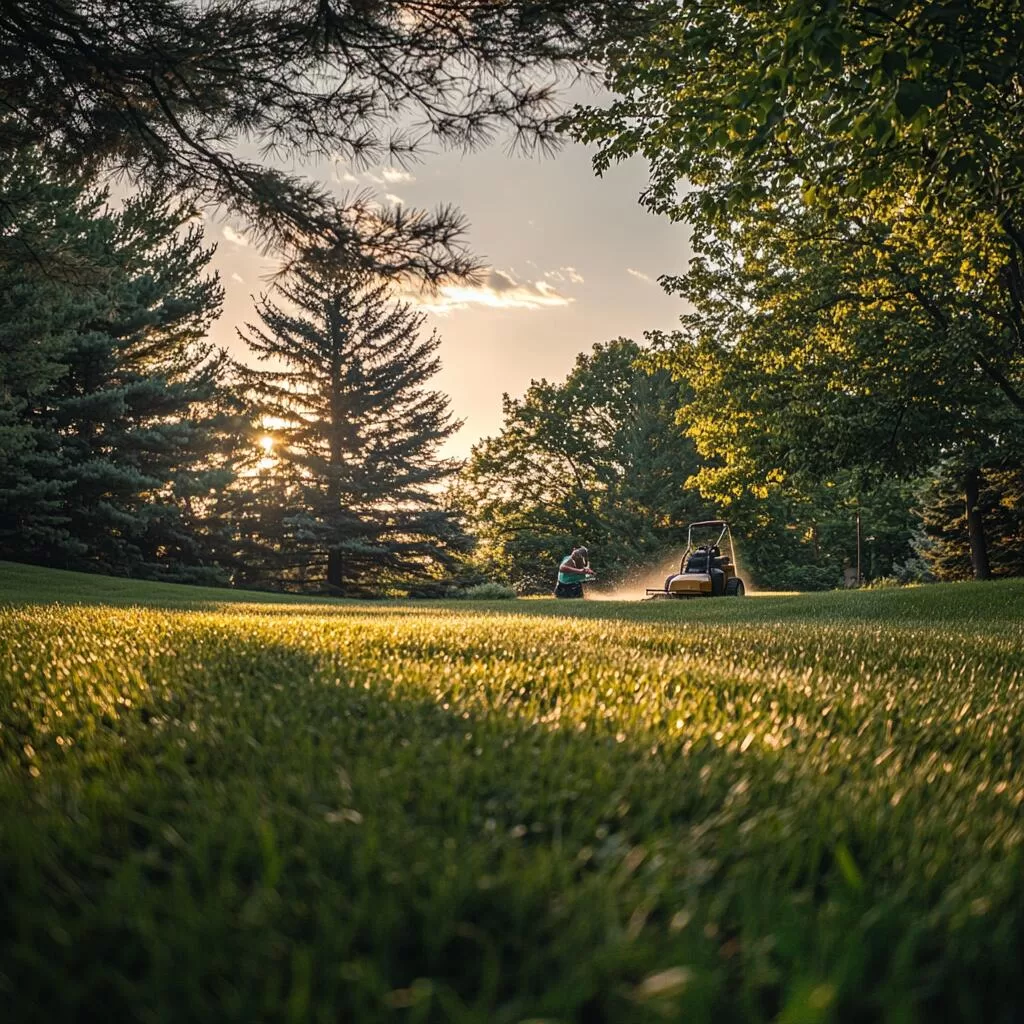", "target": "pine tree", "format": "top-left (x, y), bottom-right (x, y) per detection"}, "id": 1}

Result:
top-left (921, 462), bottom-right (1024, 580)
top-left (0, 155), bottom-right (238, 581)
top-left (46, 192), bottom-right (233, 580)
top-left (1, 1), bottom-right (649, 280)
top-left (238, 263), bottom-right (465, 594)
top-left (0, 154), bottom-right (116, 556)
